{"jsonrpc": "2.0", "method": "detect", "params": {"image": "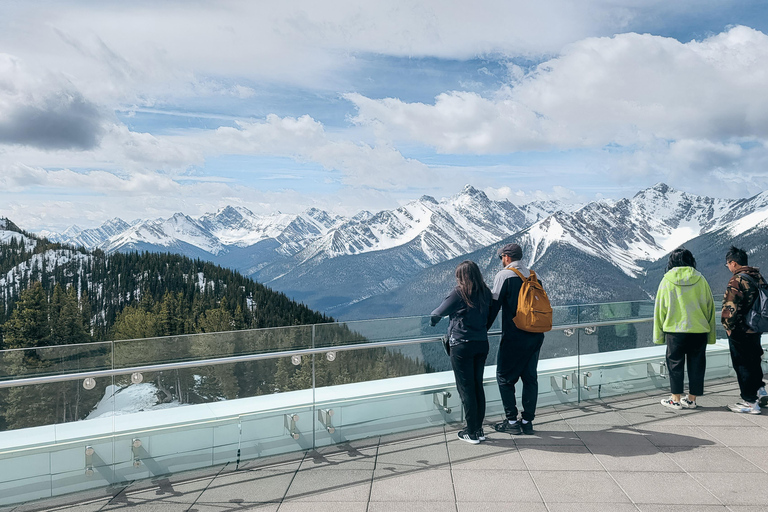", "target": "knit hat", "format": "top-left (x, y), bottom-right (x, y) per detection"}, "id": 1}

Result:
top-left (498, 243), bottom-right (522, 261)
